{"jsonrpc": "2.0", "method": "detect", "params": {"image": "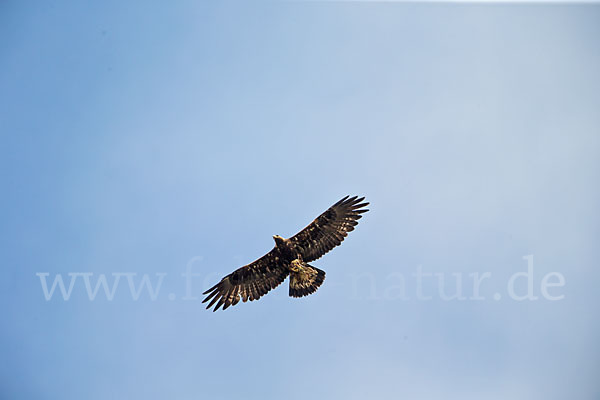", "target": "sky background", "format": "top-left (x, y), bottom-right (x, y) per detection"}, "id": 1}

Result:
top-left (1, 1), bottom-right (599, 399)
